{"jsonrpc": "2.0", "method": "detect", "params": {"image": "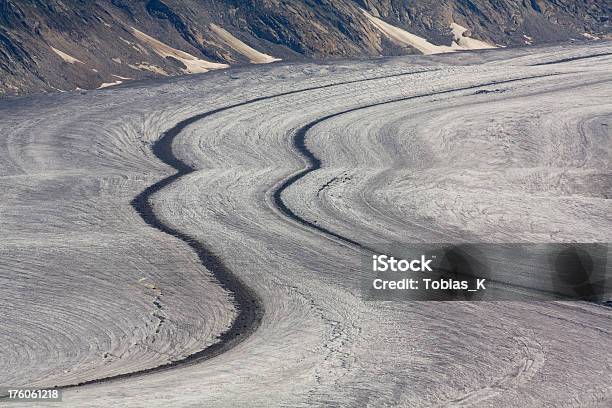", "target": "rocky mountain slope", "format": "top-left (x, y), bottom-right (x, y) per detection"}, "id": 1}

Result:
top-left (0, 0), bottom-right (610, 95)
